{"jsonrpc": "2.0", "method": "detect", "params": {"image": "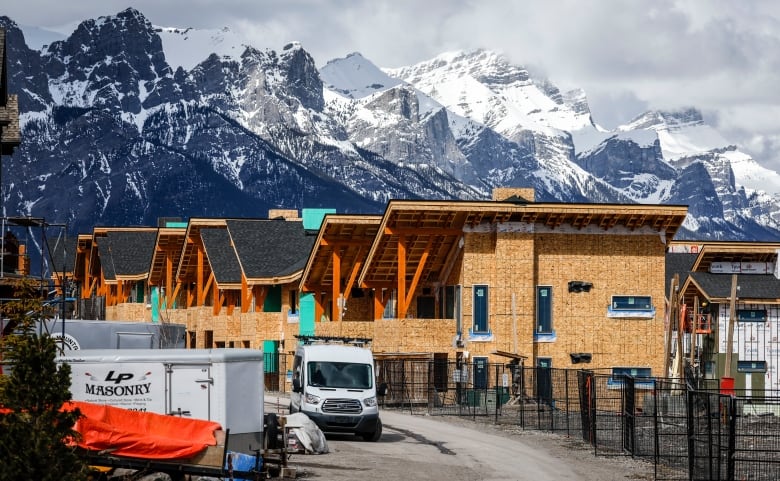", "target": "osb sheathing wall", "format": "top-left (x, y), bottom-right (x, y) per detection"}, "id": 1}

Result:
top-left (534, 232), bottom-right (667, 374)
top-left (460, 229), bottom-right (536, 361)
top-left (107, 303), bottom-right (150, 322)
top-left (457, 227), bottom-right (667, 375)
top-left (164, 307), bottom-right (296, 349)
top-left (315, 318), bottom-right (458, 354)
top-left (108, 300), bottom-right (300, 350)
